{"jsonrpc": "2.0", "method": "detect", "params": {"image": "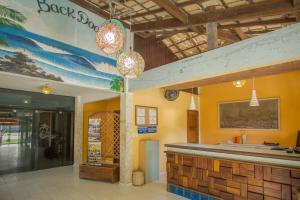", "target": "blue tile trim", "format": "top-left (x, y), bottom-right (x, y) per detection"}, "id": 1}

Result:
top-left (168, 184), bottom-right (217, 200)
